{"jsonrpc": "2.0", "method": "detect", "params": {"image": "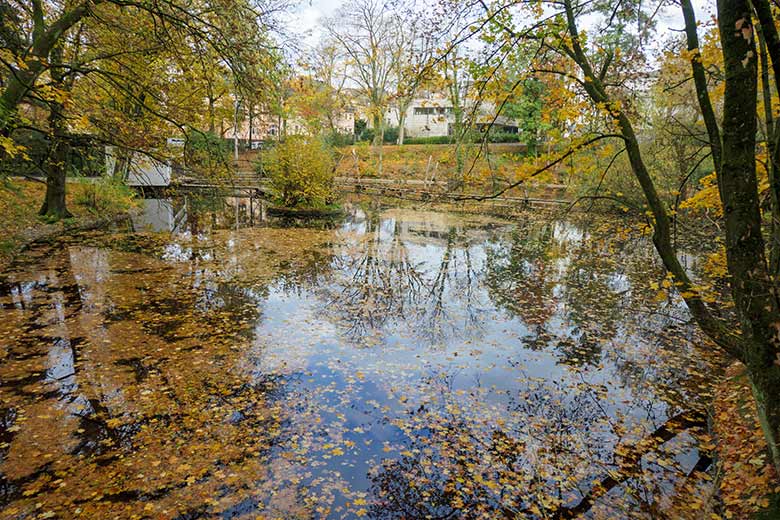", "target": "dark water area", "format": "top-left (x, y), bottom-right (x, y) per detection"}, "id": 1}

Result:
top-left (0, 195), bottom-right (721, 519)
